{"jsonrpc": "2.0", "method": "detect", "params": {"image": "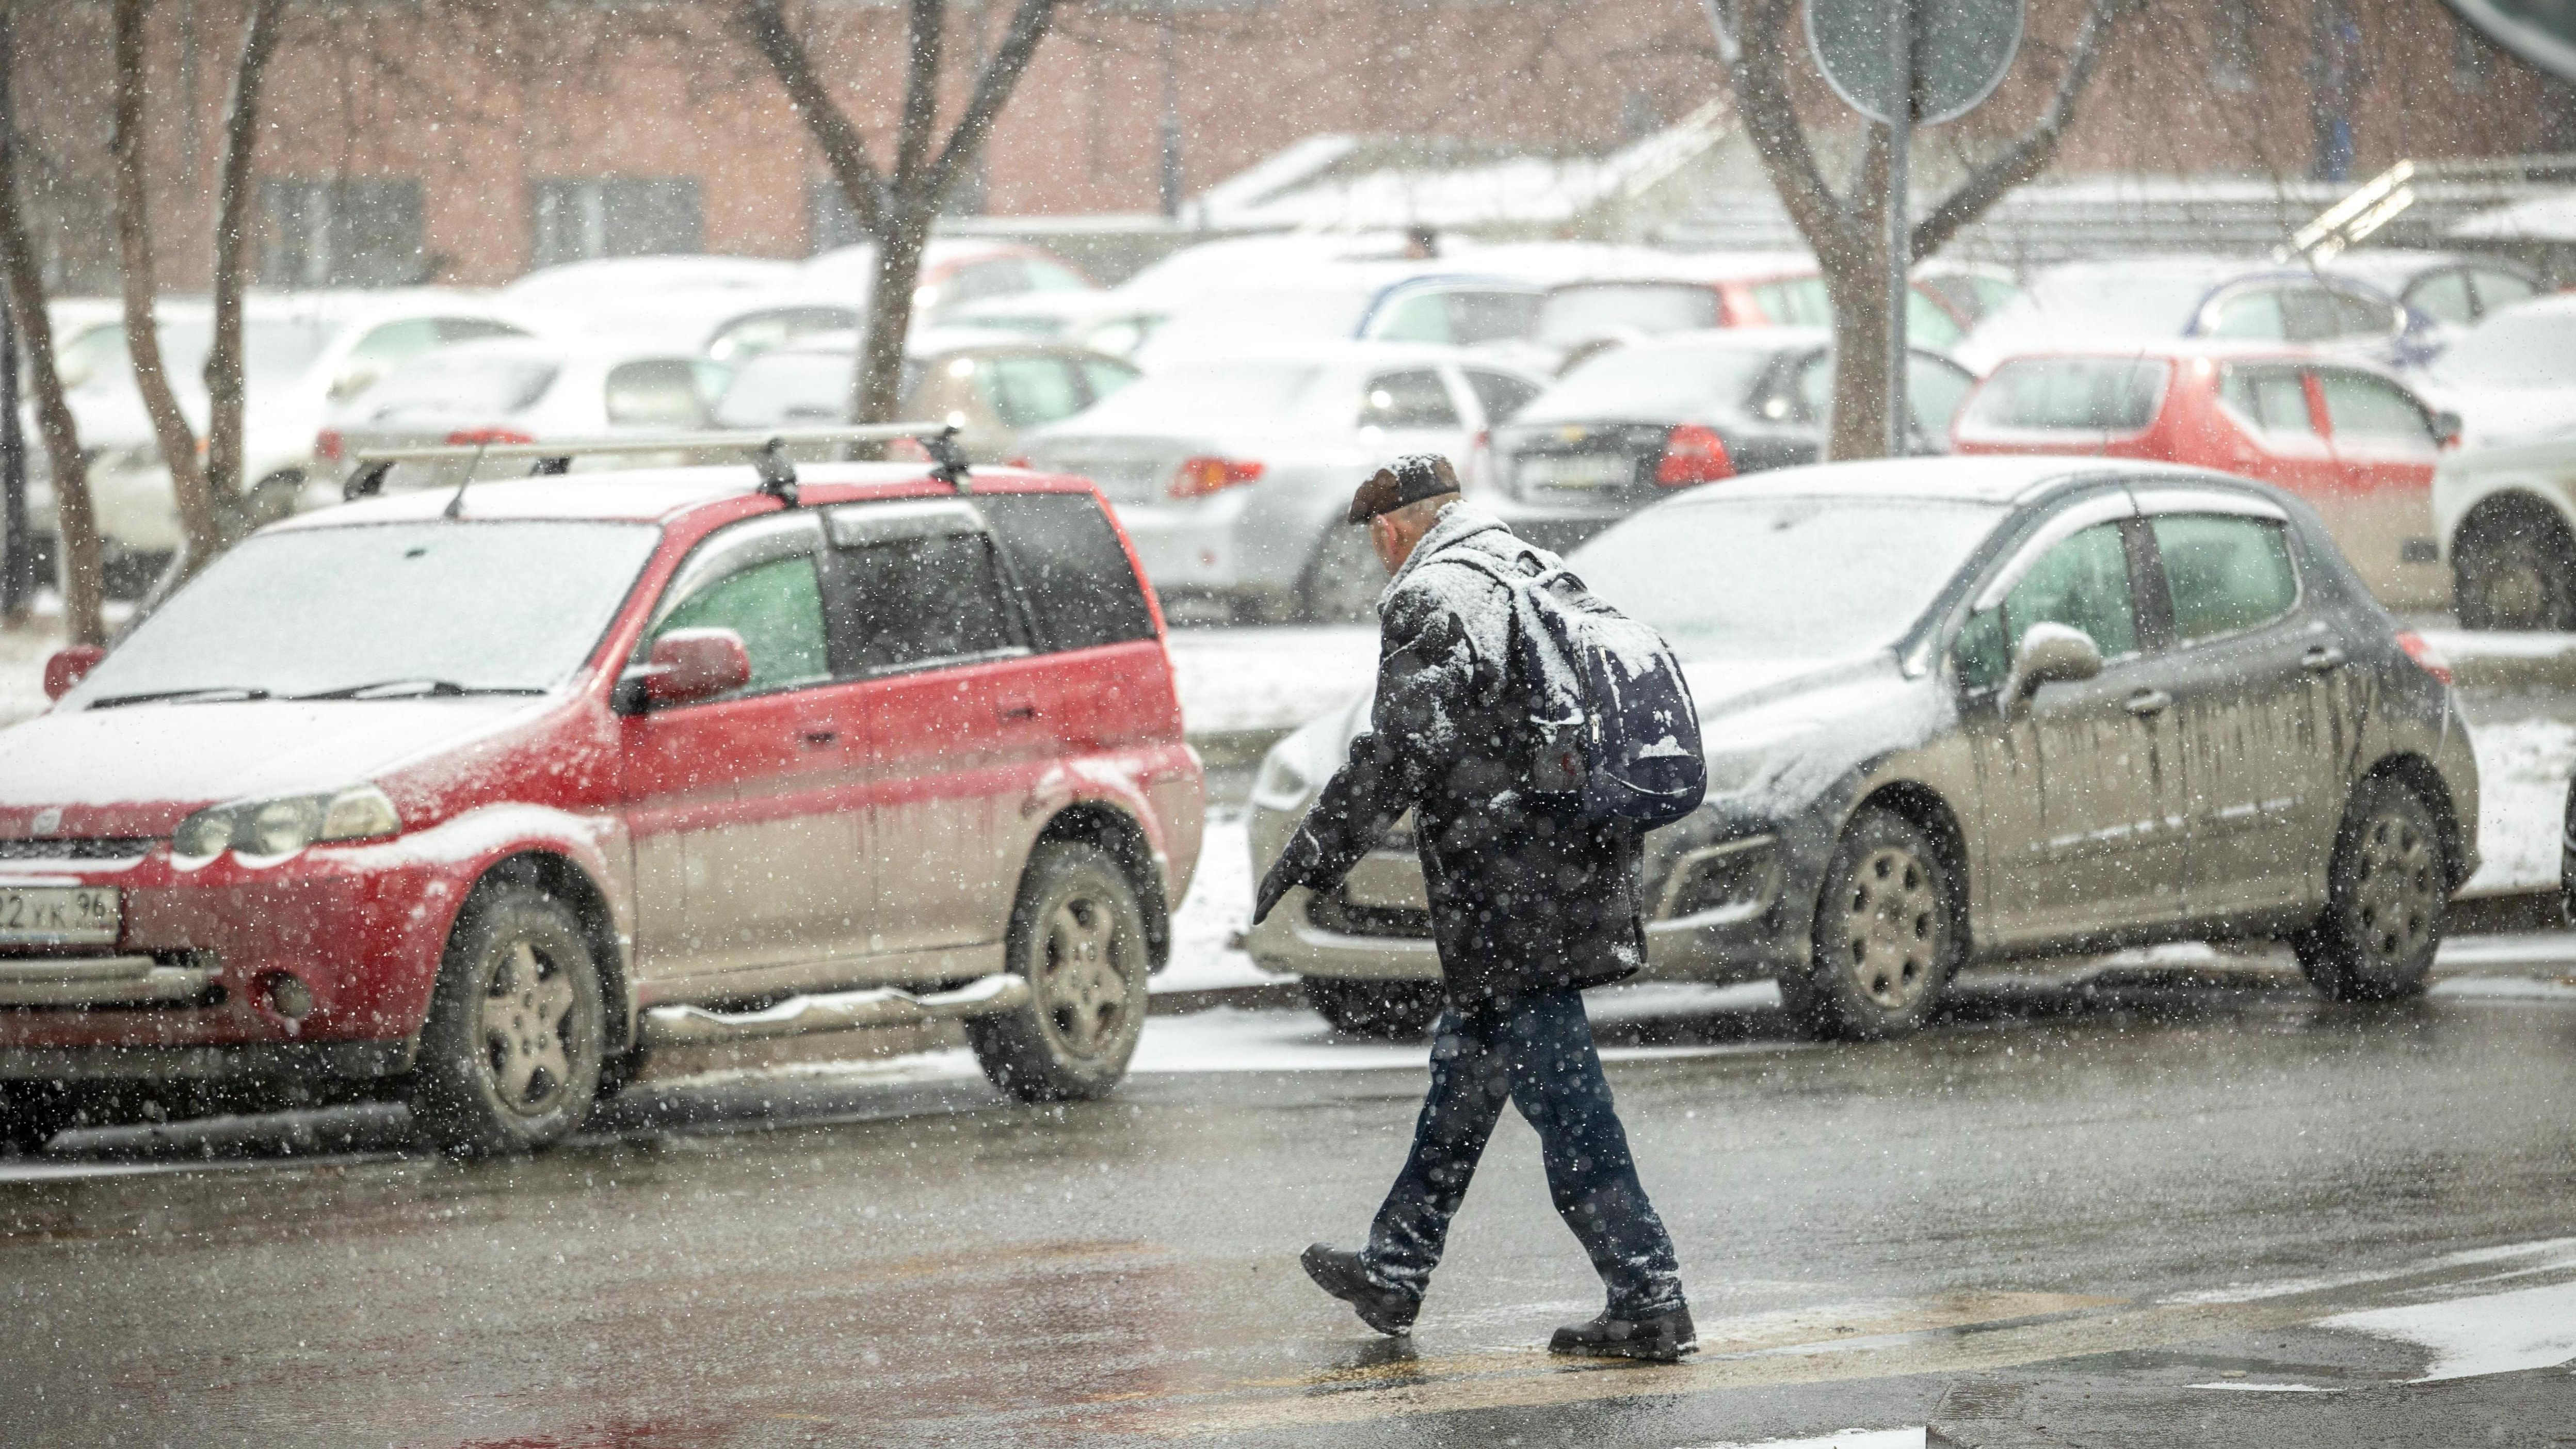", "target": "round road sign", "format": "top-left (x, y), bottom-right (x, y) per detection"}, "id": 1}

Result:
top-left (1805, 0), bottom-right (2026, 126)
